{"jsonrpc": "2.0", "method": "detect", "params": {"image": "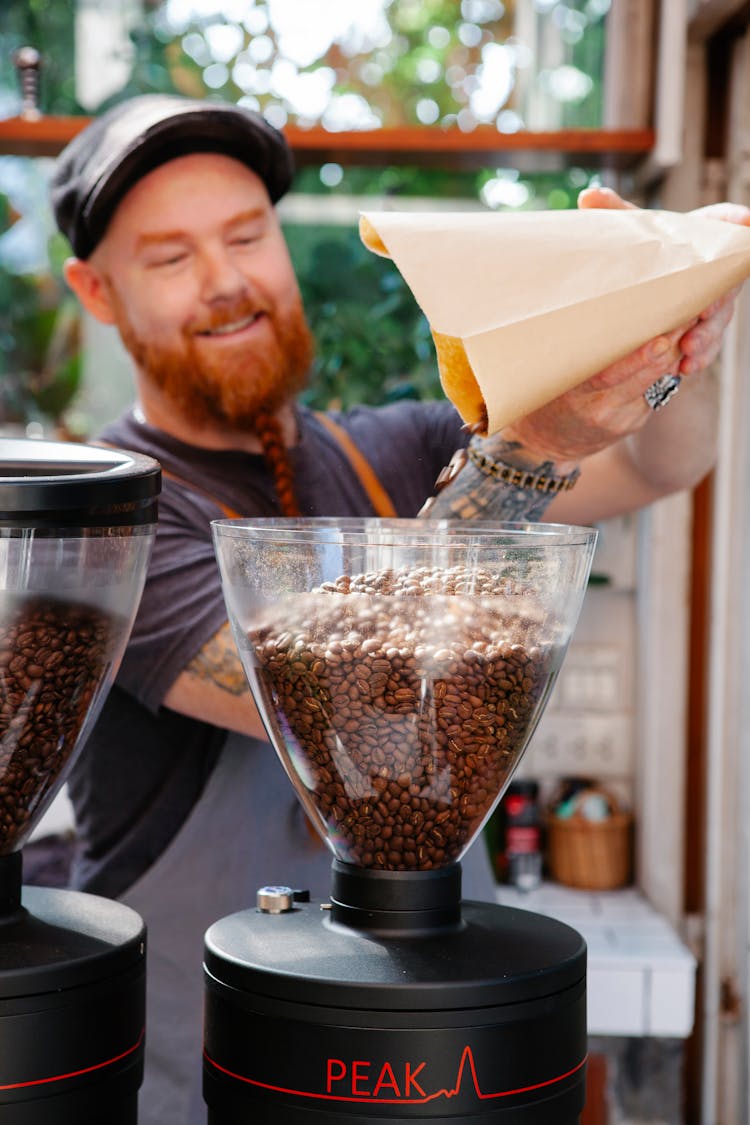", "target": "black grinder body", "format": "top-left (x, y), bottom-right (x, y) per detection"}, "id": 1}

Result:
top-left (203, 868), bottom-right (587, 1124)
top-left (0, 859), bottom-right (145, 1125)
